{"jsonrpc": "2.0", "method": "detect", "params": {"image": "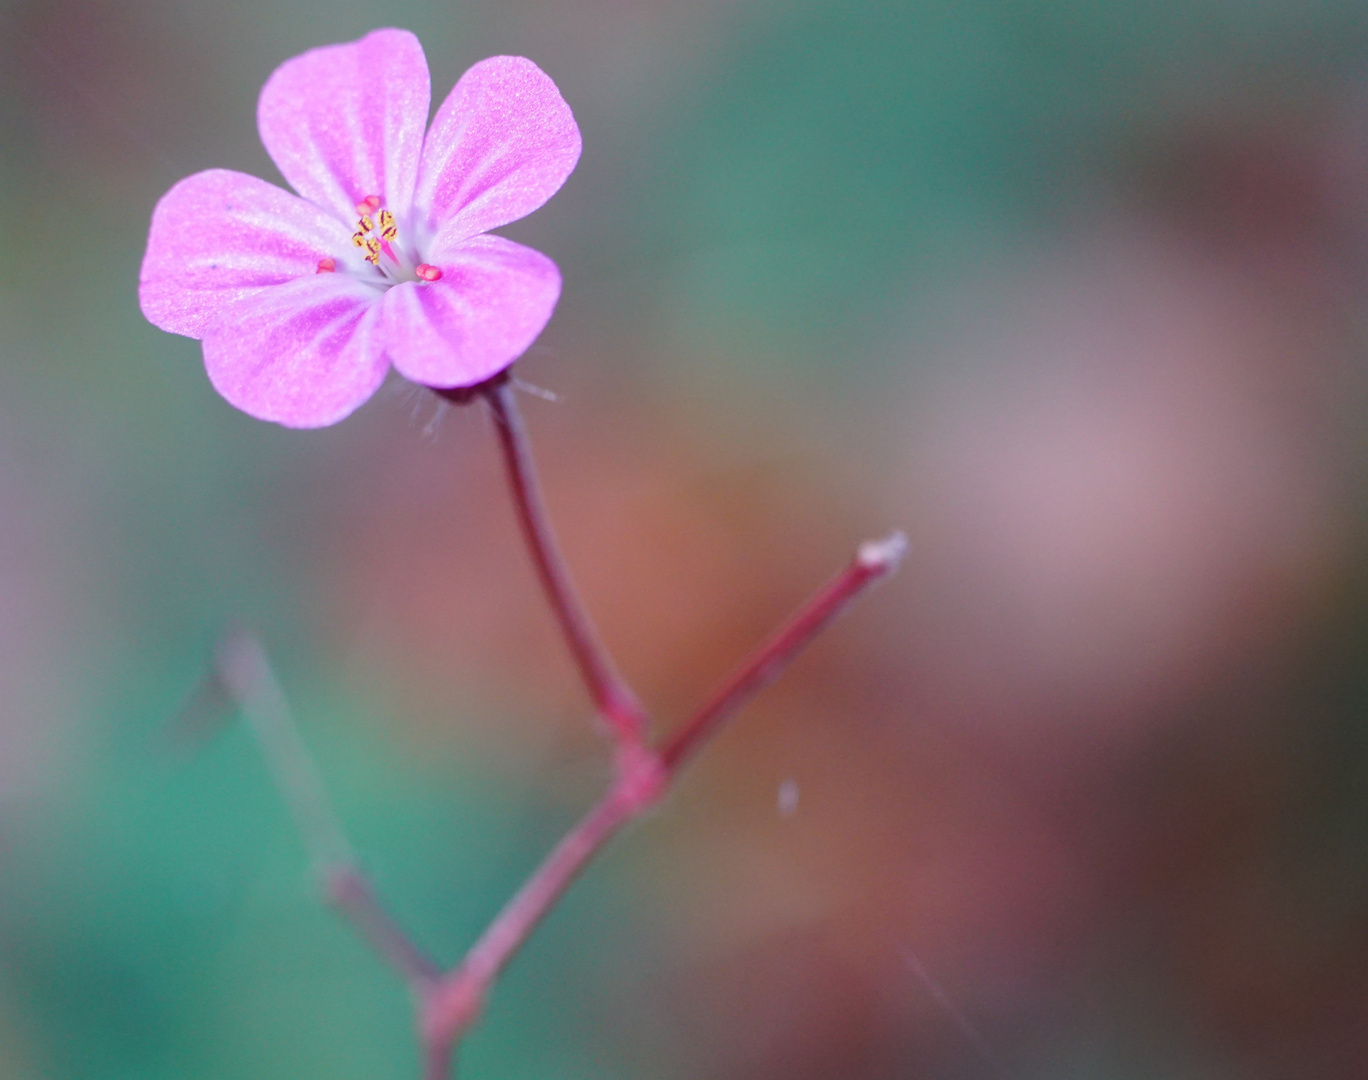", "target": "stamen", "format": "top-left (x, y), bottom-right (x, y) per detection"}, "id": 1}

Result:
top-left (344, 200), bottom-right (407, 275)
top-left (415, 264), bottom-right (442, 282)
top-left (316, 257), bottom-right (336, 273)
